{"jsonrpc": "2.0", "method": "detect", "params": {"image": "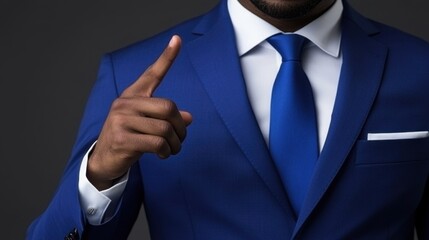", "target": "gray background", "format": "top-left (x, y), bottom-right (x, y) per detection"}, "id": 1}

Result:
top-left (1, 0), bottom-right (428, 239)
